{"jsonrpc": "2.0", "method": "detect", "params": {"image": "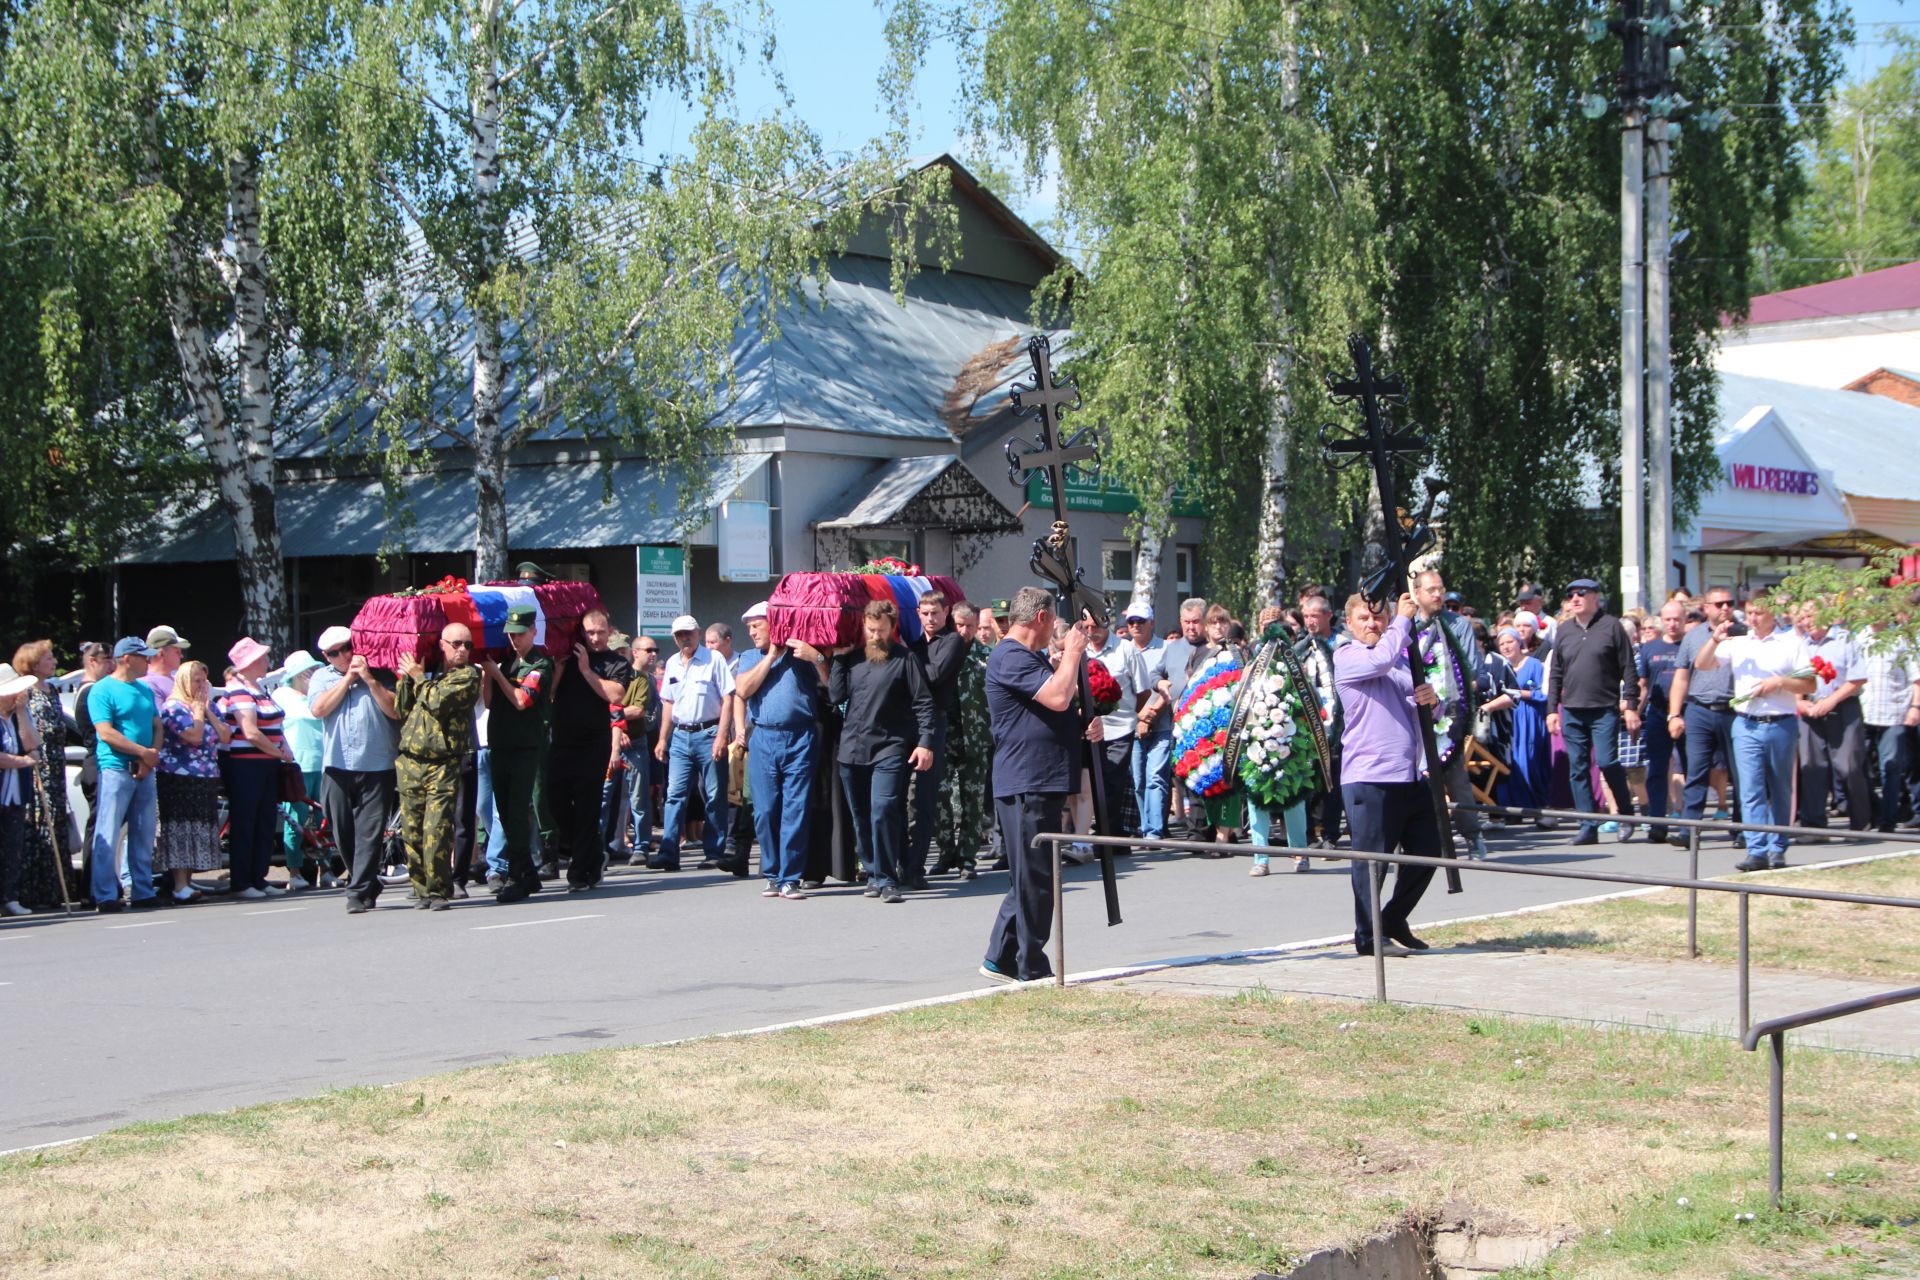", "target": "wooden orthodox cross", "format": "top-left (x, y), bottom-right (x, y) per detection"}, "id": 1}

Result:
top-left (1322, 333), bottom-right (1463, 894)
top-left (1005, 334), bottom-right (1122, 925)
